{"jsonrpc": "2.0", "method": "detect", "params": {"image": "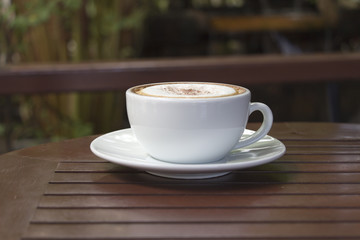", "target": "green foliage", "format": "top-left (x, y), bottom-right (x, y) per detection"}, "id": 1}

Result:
top-left (0, 0), bottom-right (166, 151)
top-left (0, 124), bottom-right (4, 136)
top-left (2, 0), bottom-right (81, 32)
